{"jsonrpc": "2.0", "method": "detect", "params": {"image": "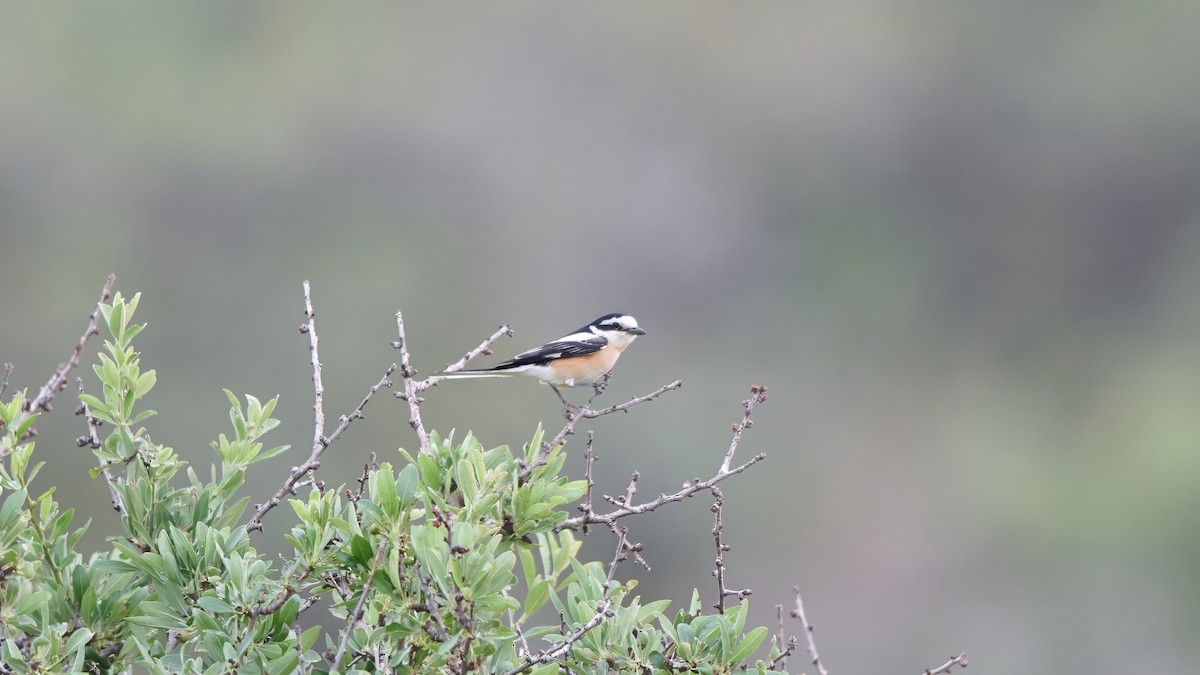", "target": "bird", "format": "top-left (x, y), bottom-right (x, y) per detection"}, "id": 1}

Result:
top-left (437, 313), bottom-right (646, 405)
